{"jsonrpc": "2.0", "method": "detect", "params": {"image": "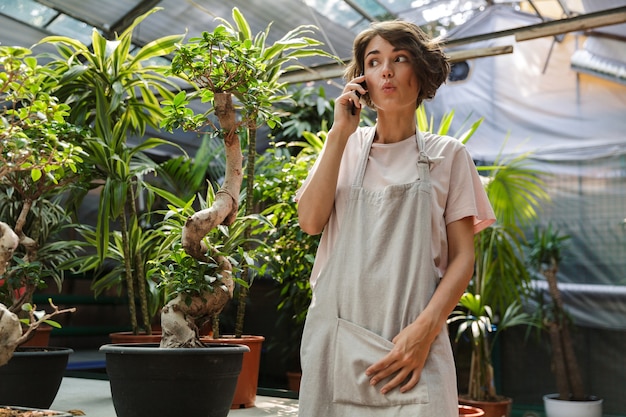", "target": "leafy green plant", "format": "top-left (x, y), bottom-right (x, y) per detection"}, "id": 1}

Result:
top-left (448, 293), bottom-right (537, 401)
top-left (0, 45), bottom-right (82, 364)
top-left (255, 132), bottom-right (323, 371)
top-left (38, 8), bottom-right (185, 335)
top-left (526, 224), bottom-right (585, 401)
top-left (146, 182), bottom-right (271, 345)
top-left (159, 6), bottom-right (336, 344)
